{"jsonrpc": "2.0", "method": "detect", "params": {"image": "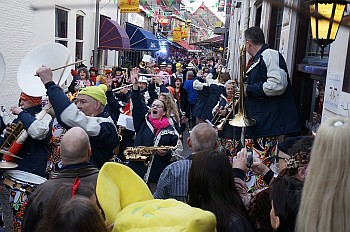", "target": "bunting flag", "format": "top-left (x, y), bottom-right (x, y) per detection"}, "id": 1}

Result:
top-left (156, 0), bottom-right (161, 5)
top-left (119, 0), bottom-right (140, 13)
top-left (141, 0), bottom-right (146, 4)
top-left (169, 0), bottom-right (174, 5)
